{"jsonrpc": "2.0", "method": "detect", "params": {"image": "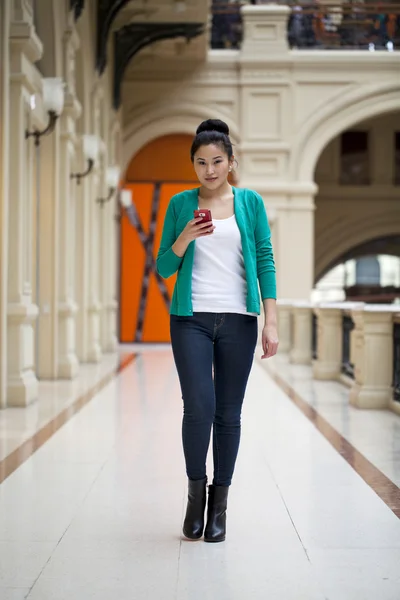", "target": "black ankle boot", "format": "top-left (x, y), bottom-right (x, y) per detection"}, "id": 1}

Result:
top-left (183, 477), bottom-right (207, 539)
top-left (204, 484), bottom-right (229, 543)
